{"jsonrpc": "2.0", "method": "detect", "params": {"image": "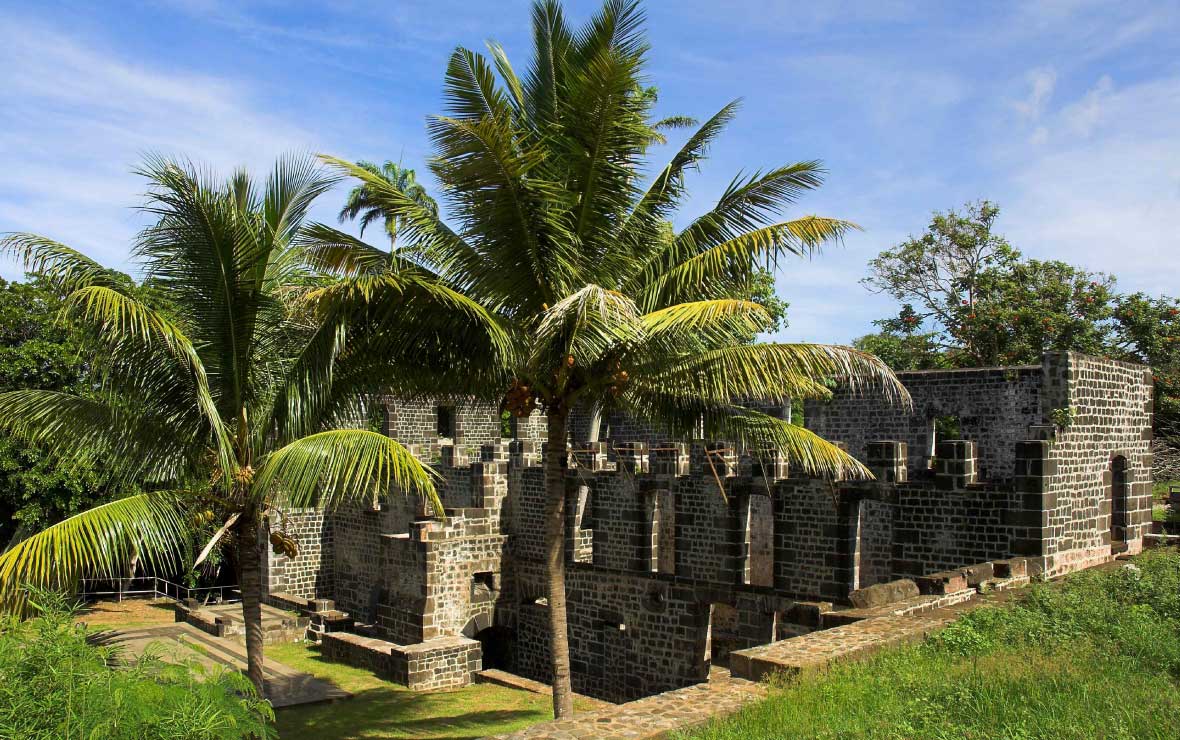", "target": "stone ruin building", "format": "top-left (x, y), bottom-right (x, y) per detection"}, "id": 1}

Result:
top-left (256, 351), bottom-right (1153, 703)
